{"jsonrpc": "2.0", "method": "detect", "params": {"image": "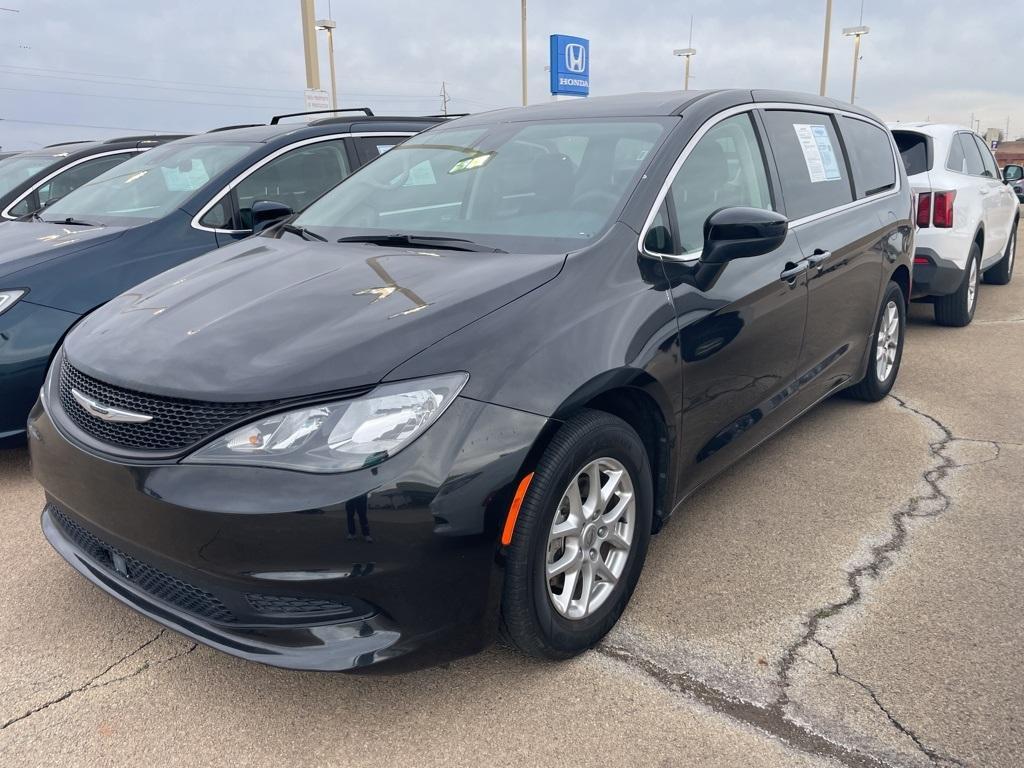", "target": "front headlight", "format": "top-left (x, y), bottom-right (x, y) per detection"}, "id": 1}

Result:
top-left (0, 290), bottom-right (26, 316)
top-left (183, 372), bottom-right (468, 472)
